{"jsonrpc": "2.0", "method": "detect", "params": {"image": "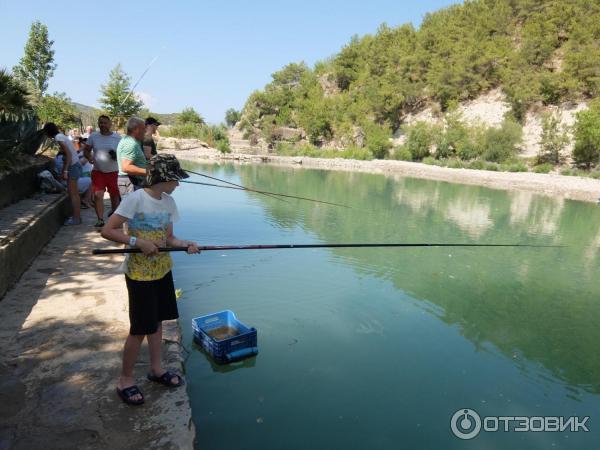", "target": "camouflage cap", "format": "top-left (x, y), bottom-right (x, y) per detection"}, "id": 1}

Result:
top-left (145, 154), bottom-right (189, 186)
